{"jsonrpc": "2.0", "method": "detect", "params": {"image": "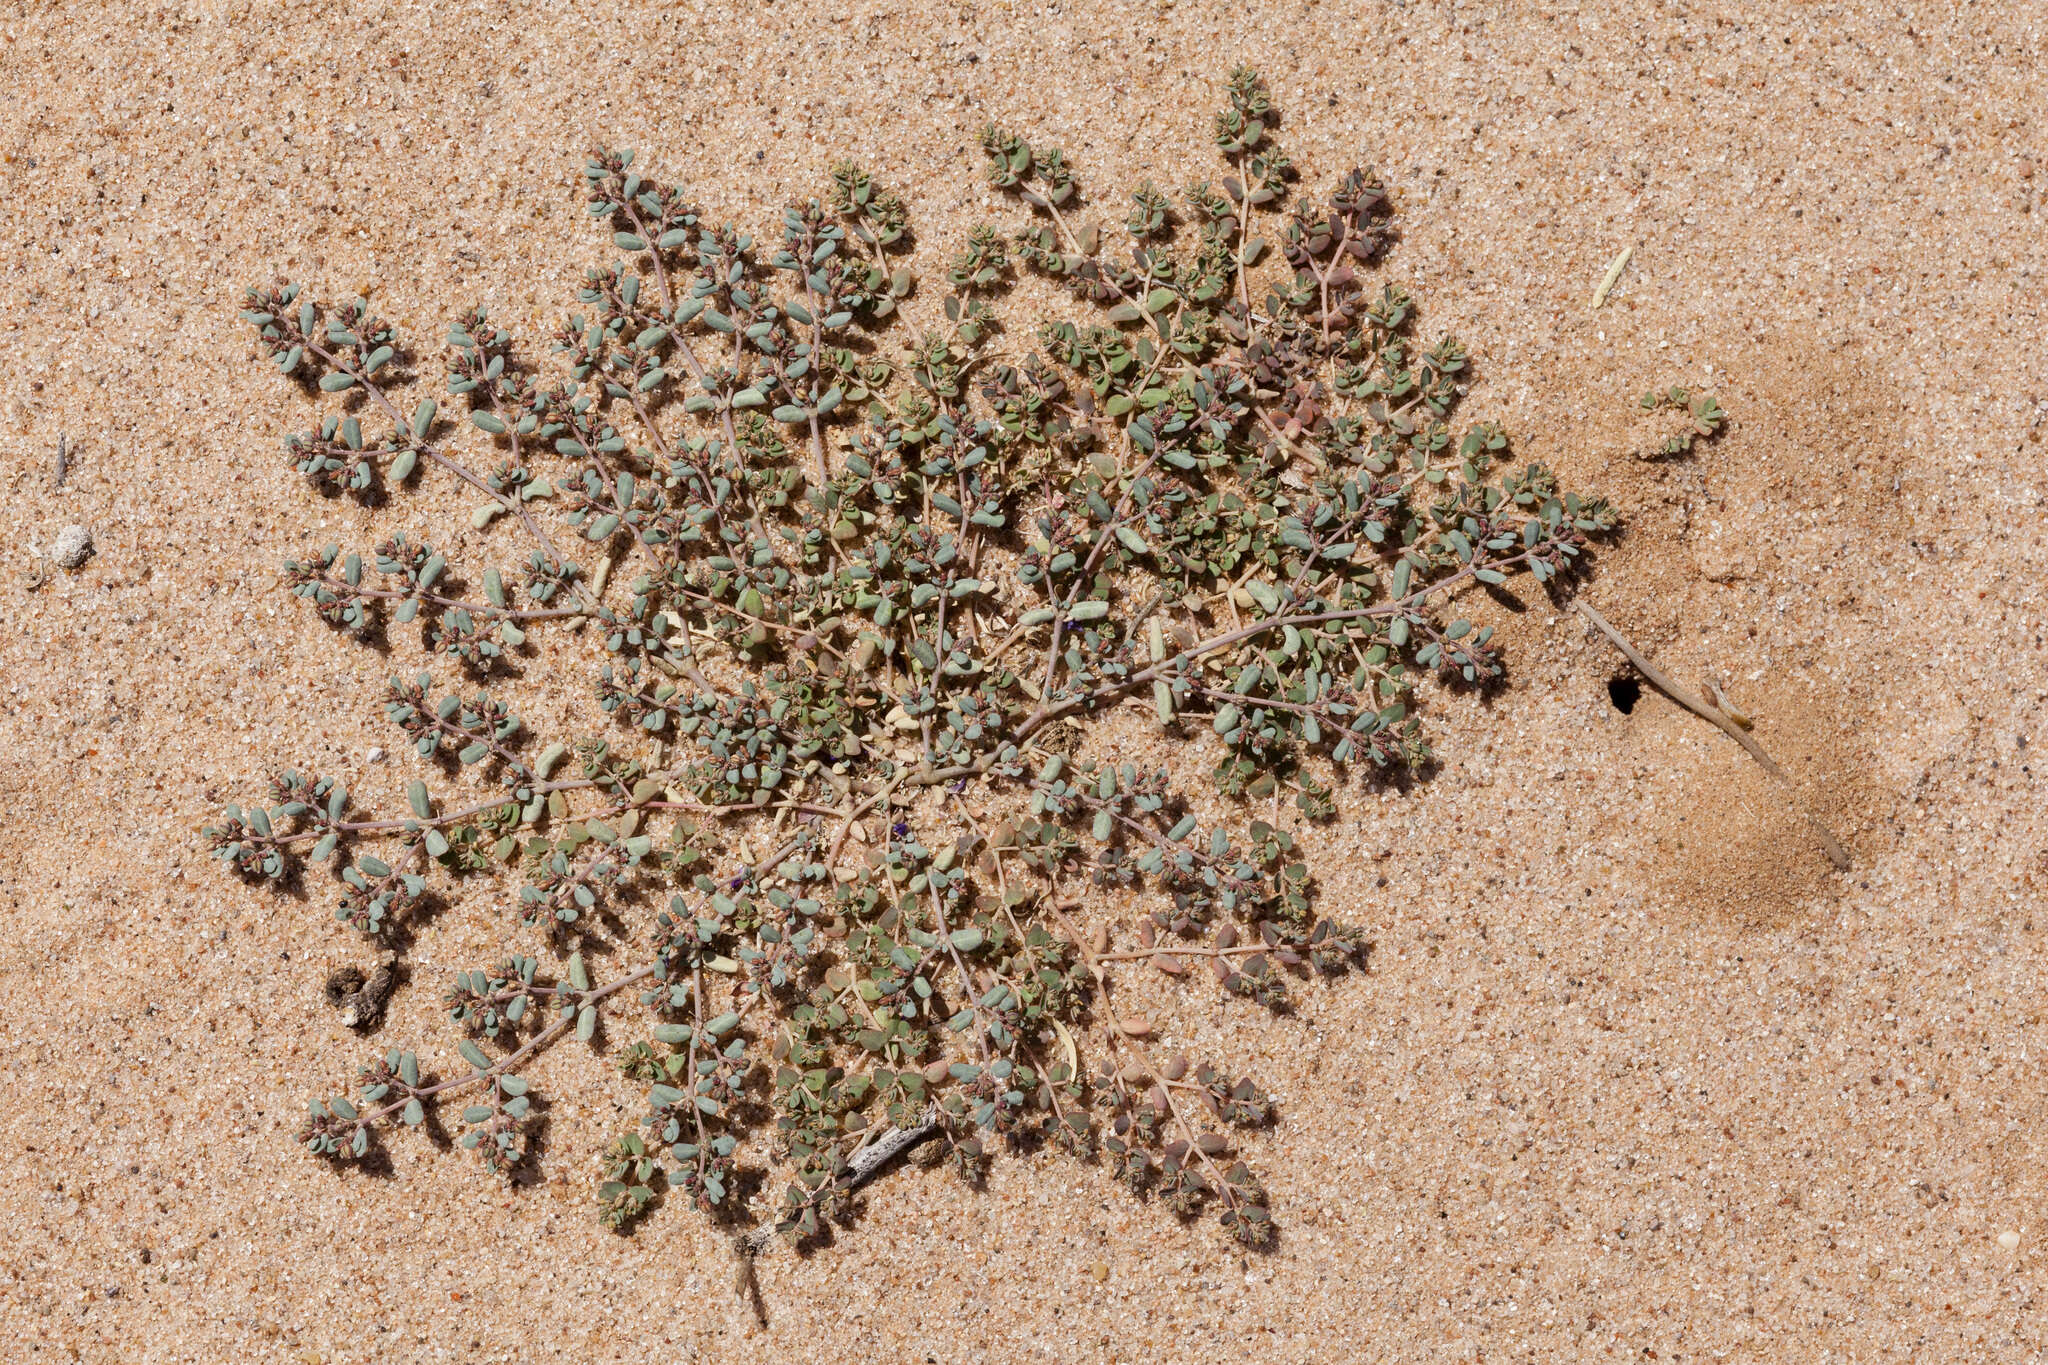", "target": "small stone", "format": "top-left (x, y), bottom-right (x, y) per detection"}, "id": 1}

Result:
top-left (1998, 1230), bottom-right (2021, 1251)
top-left (51, 524), bottom-right (93, 569)
top-left (365, 746), bottom-right (388, 764)
top-left (1091, 1260), bottom-right (1110, 1283)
